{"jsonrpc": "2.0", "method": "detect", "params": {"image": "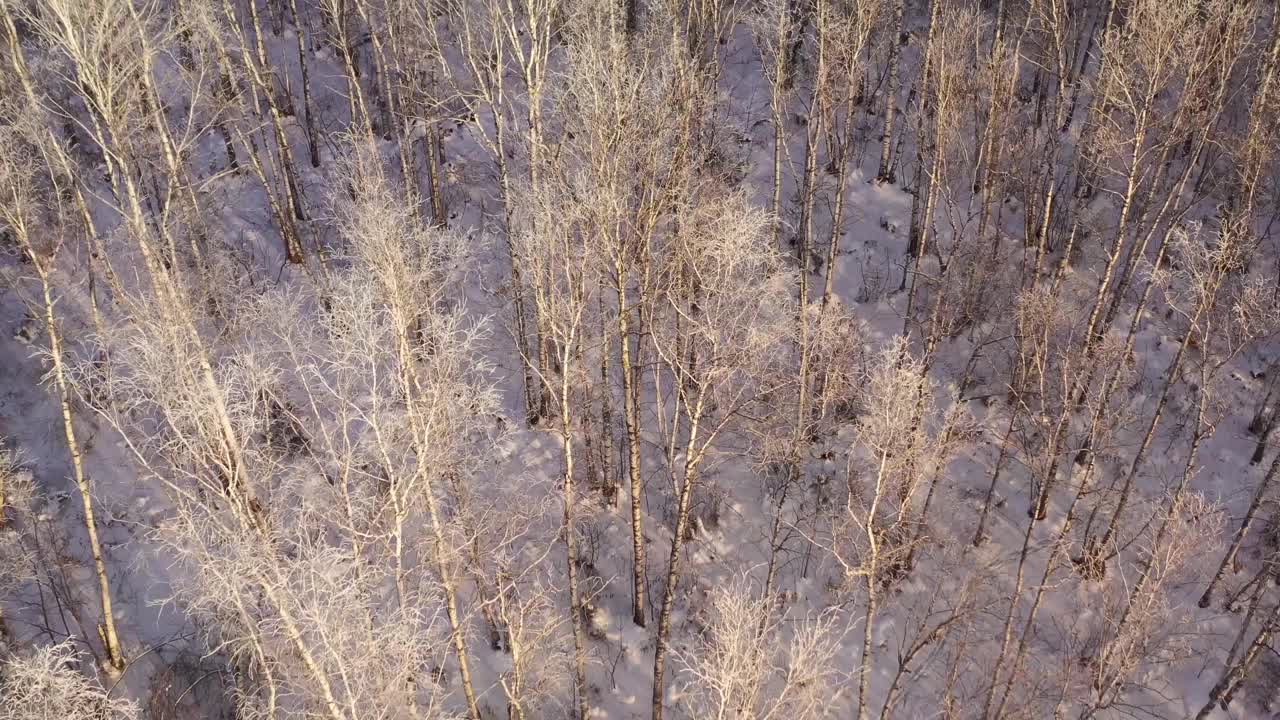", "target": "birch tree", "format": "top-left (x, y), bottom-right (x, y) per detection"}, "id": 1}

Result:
top-left (827, 339), bottom-right (962, 719)
top-left (647, 190), bottom-right (795, 720)
top-left (515, 150), bottom-right (601, 720)
top-left (875, 0), bottom-right (905, 183)
top-left (0, 124), bottom-right (127, 674)
top-left (673, 575), bottom-right (848, 720)
top-left (554, 4), bottom-right (684, 627)
top-left (0, 446), bottom-right (32, 642)
top-left (0, 641), bottom-right (139, 720)
top-left (63, 140), bottom-right (497, 720)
